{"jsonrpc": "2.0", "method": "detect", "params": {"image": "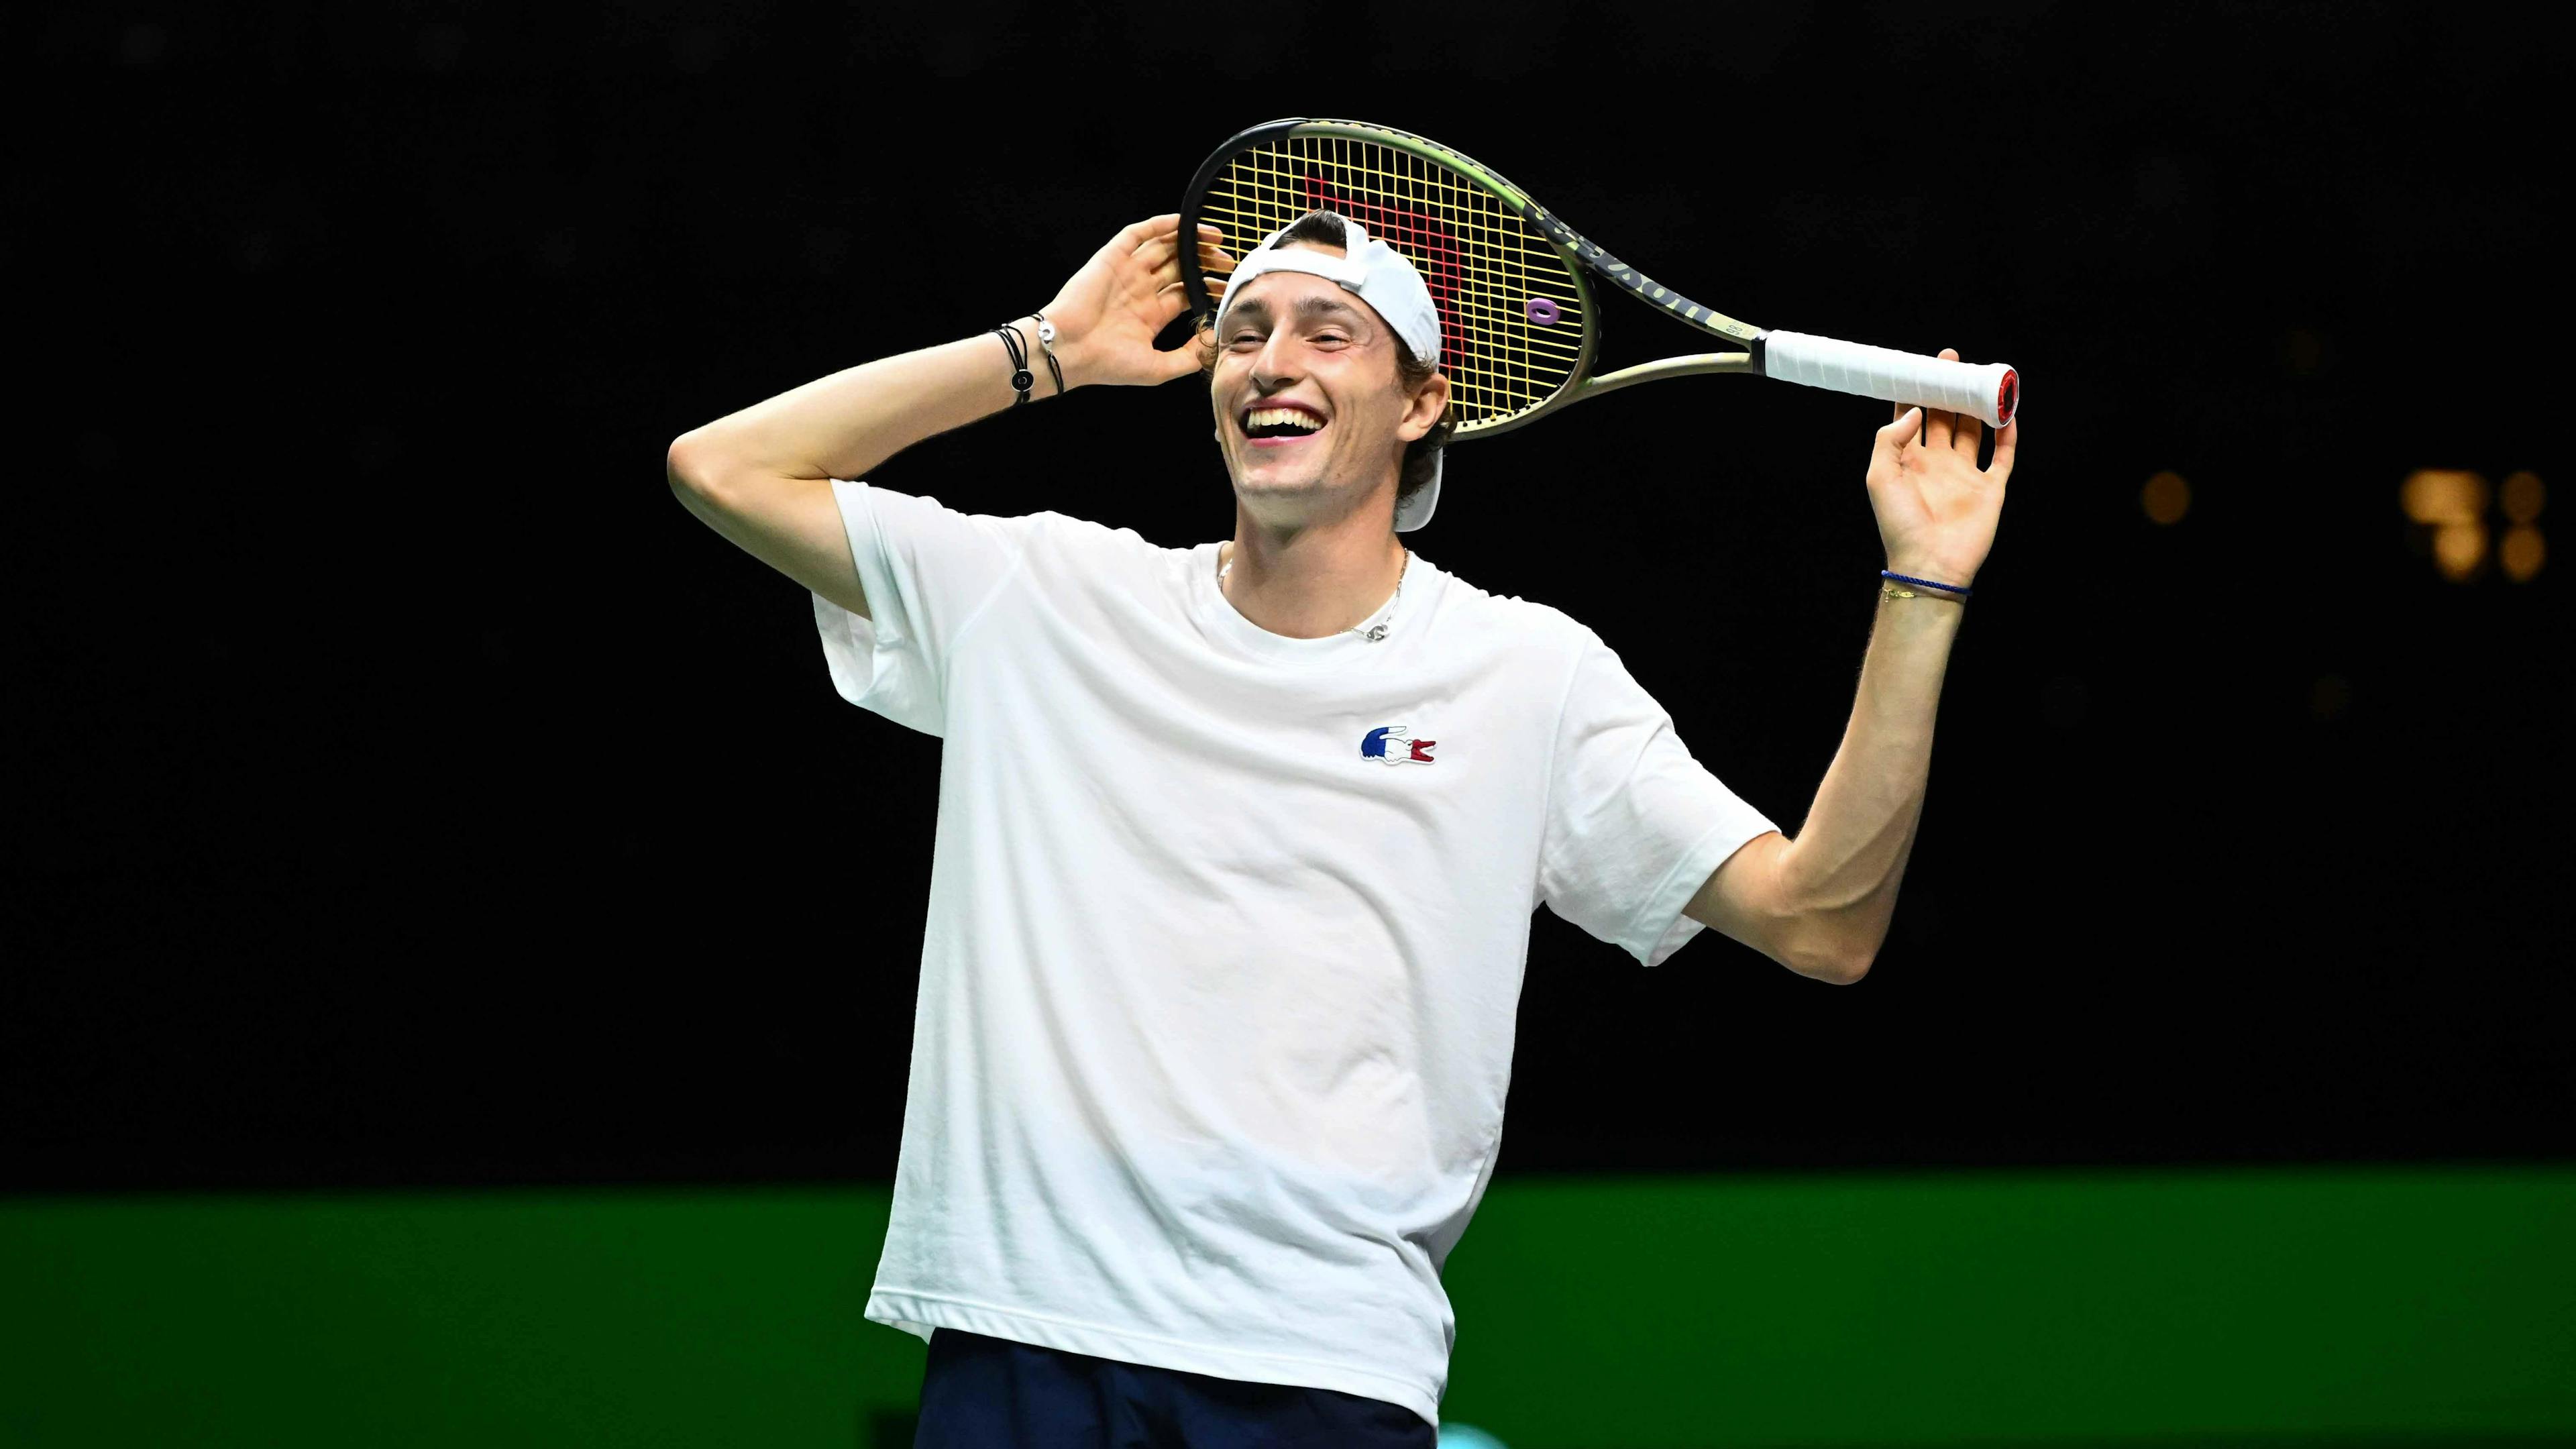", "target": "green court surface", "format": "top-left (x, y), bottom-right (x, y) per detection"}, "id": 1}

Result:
top-left (5, 1165), bottom-right (2571, 1447)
